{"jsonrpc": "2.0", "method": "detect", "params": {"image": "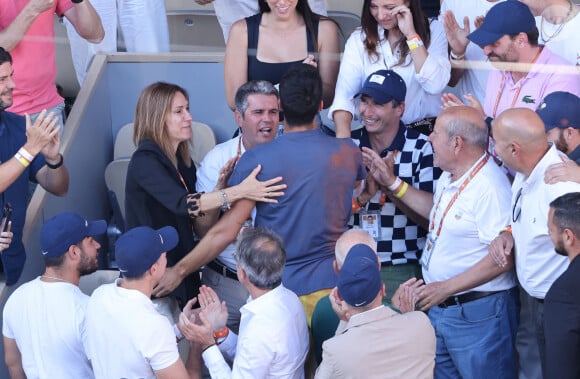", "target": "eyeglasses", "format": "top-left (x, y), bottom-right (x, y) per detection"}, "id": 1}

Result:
top-left (512, 188), bottom-right (522, 223)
